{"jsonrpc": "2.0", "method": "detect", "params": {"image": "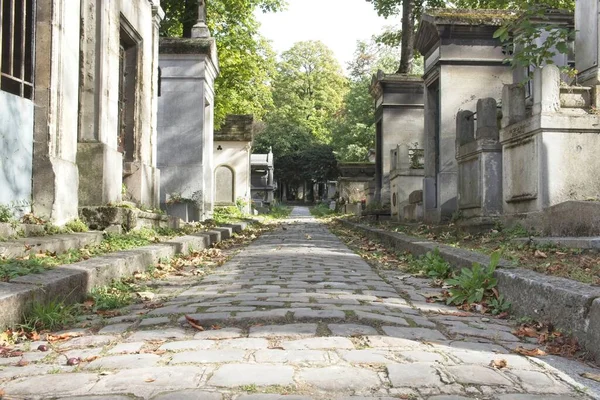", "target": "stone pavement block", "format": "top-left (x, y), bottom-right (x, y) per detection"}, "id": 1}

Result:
top-left (91, 366), bottom-right (207, 398)
top-left (216, 338), bottom-right (269, 350)
top-left (159, 340), bottom-right (216, 351)
top-left (339, 349), bottom-right (395, 364)
top-left (506, 370), bottom-right (572, 393)
top-left (496, 395), bottom-right (581, 400)
top-left (402, 350), bottom-right (446, 363)
top-left (98, 323), bottom-right (133, 334)
top-left (446, 324), bottom-right (521, 342)
top-left (236, 396), bottom-right (312, 400)
top-left (365, 335), bottom-right (425, 349)
top-left (59, 335), bottom-right (118, 349)
top-left (298, 366), bottom-right (381, 391)
top-left (139, 317), bottom-right (171, 327)
top-left (208, 364), bottom-right (295, 387)
top-left (282, 337), bottom-right (355, 350)
top-left (382, 326), bottom-right (446, 341)
top-left (151, 390), bottom-right (222, 399)
top-left (170, 349), bottom-right (246, 364)
top-left (427, 396), bottom-right (472, 400)
top-left (448, 351), bottom-right (540, 370)
top-left (355, 311), bottom-right (409, 326)
top-left (194, 327), bottom-right (244, 340)
top-left (107, 342), bottom-right (145, 354)
top-left (293, 309), bottom-right (346, 319)
top-left (446, 365), bottom-right (514, 386)
top-left (3, 373), bottom-right (99, 398)
top-left (328, 324), bottom-right (378, 336)
top-left (126, 328), bottom-right (188, 342)
top-left (85, 353), bottom-right (161, 369)
top-left (254, 349), bottom-right (329, 364)
top-left (387, 363), bottom-right (442, 388)
top-left (56, 396), bottom-right (133, 400)
top-left (249, 324), bottom-right (317, 338)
